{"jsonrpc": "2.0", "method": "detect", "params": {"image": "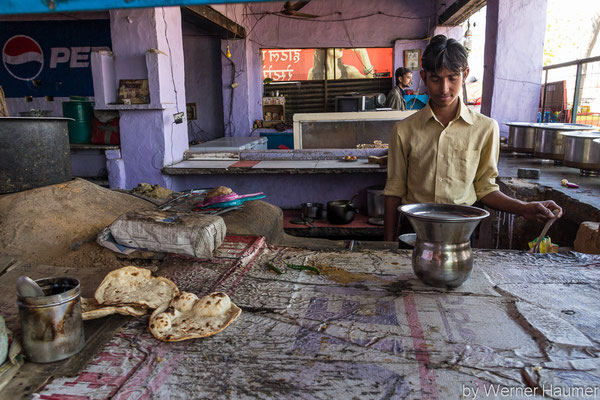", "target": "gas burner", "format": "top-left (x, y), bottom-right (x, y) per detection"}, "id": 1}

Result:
top-left (580, 169), bottom-right (599, 177)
